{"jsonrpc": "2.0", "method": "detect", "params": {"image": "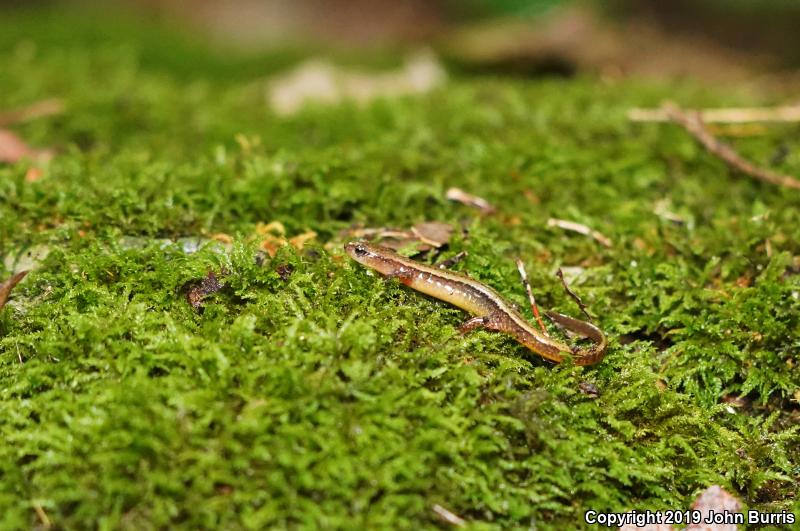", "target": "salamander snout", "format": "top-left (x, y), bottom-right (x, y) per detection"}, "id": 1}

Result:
top-left (344, 241), bottom-right (401, 277)
top-left (345, 241), bottom-right (369, 259)
top-left (345, 241), bottom-right (381, 264)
